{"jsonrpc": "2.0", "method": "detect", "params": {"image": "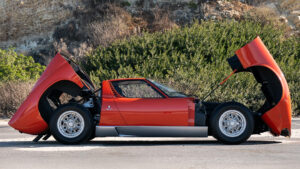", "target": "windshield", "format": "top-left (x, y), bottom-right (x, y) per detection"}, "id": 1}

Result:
top-left (149, 80), bottom-right (187, 98)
